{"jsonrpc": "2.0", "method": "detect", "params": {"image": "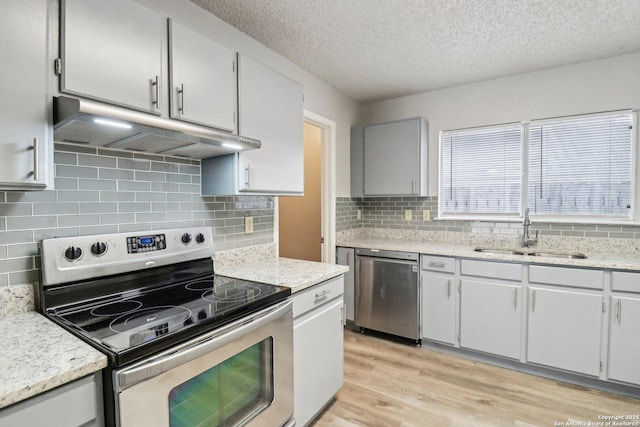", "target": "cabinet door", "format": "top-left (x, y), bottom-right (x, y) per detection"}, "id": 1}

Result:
top-left (336, 247), bottom-right (355, 322)
top-left (238, 55), bottom-right (303, 194)
top-left (608, 296), bottom-right (640, 386)
top-left (527, 287), bottom-right (602, 376)
top-left (350, 126), bottom-right (364, 198)
top-left (460, 279), bottom-right (521, 359)
top-left (0, 0), bottom-right (49, 189)
top-left (61, 0), bottom-right (163, 113)
top-left (363, 118), bottom-right (422, 196)
top-left (294, 299), bottom-right (344, 426)
top-left (169, 19), bottom-right (236, 131)
top-left (421, 273), bottom-right (456, 344)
